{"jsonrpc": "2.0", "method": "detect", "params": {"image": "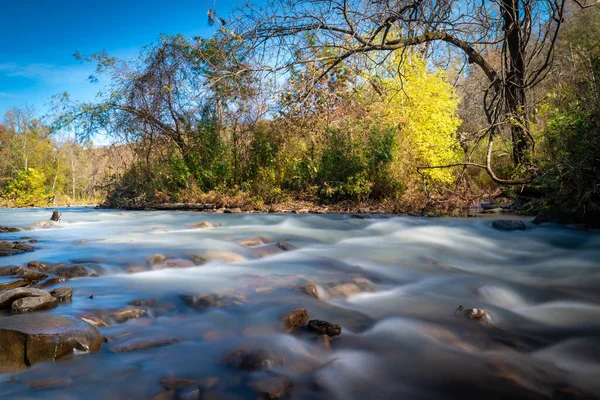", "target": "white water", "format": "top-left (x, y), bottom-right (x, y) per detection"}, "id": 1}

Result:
top-left (0, 207), bottom-right (599, 399)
